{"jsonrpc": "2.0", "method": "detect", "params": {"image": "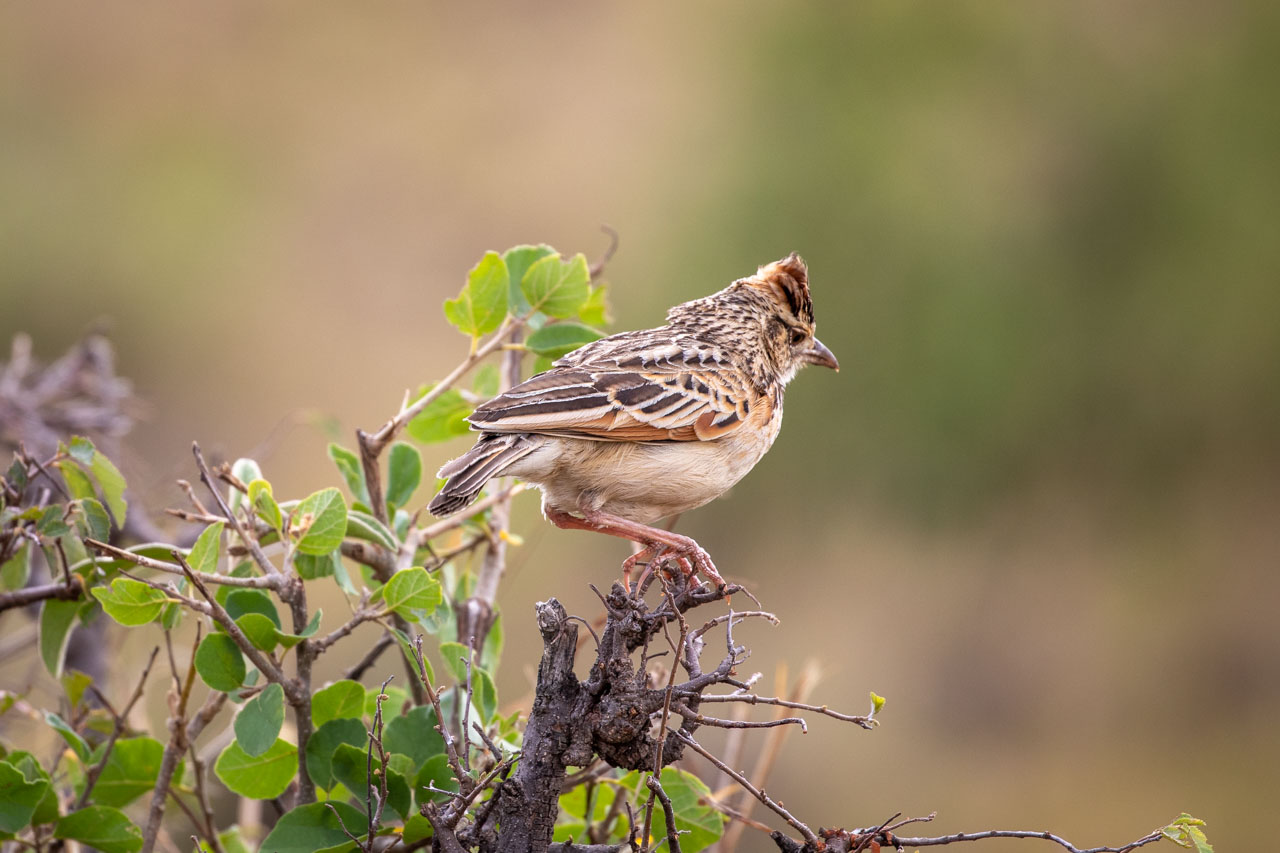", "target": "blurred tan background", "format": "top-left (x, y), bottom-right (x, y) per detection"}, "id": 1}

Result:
top-left (3, 2), bottom-right (1278, 851)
